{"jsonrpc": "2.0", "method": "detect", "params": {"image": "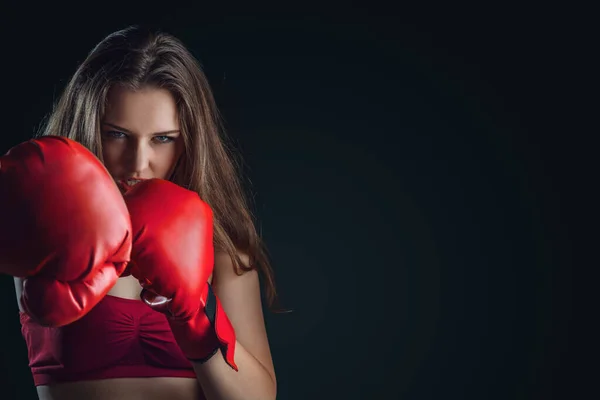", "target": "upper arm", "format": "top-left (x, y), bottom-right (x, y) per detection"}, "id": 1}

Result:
top-left (13, 277), bottom-right (24, 312)
top-left (212, 252), bottom-right (276, 382)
